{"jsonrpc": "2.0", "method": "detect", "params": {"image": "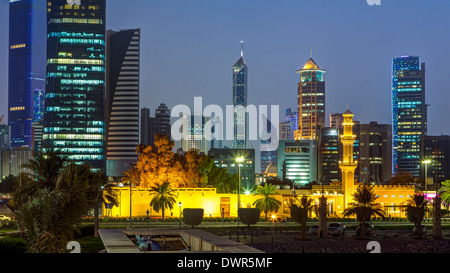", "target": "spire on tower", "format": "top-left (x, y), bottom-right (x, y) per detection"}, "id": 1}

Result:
top-left (241, 41), bottom-right (244, 57)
